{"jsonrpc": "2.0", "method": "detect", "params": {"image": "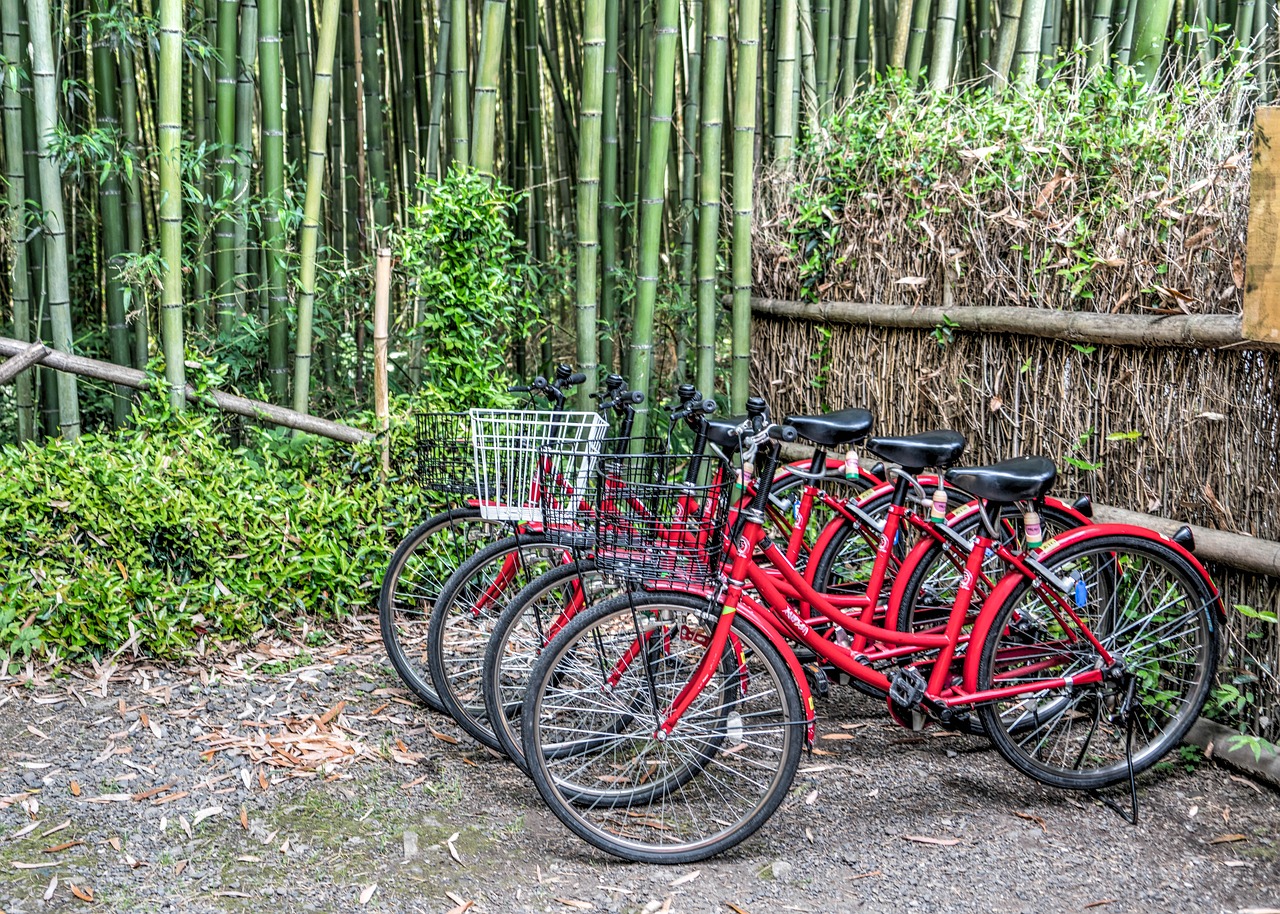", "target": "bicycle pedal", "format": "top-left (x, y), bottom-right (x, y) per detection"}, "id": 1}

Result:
top-left (802, 663), bottom-right (831, 700)
top-left (887, 668), bottom-right (927, 711)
